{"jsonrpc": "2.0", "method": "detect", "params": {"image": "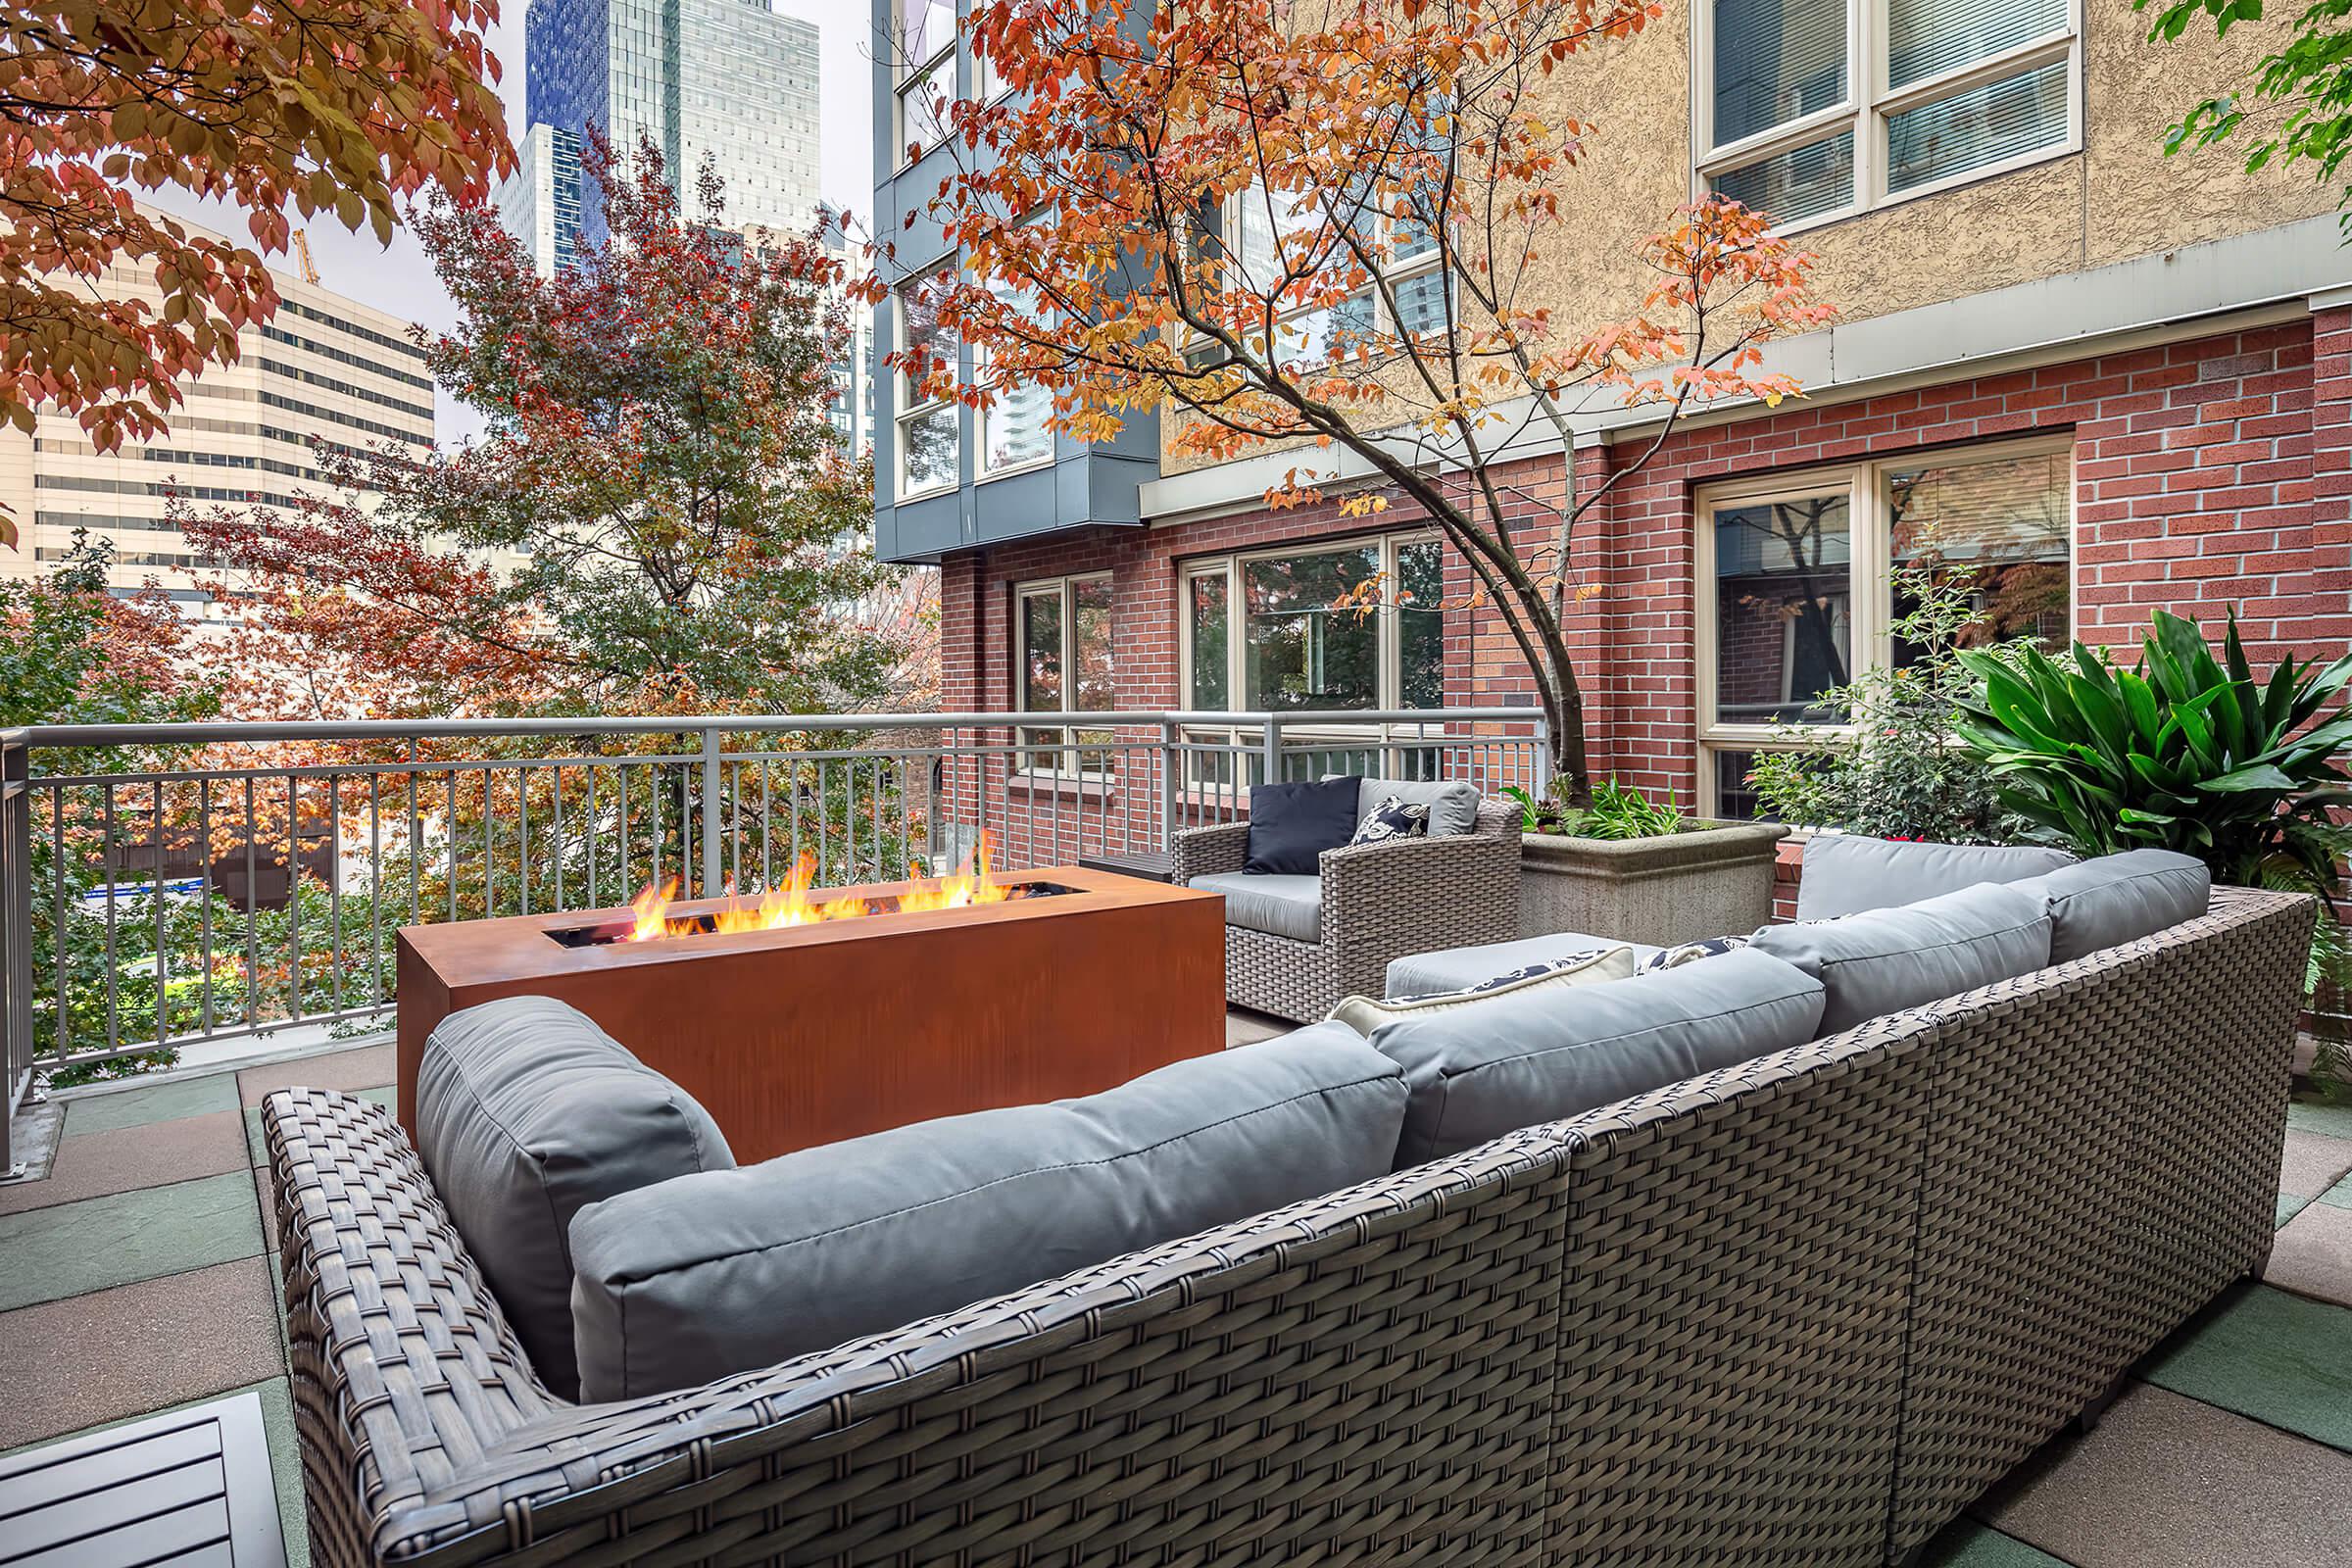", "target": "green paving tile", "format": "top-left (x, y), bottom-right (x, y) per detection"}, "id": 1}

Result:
top-left (2319, 1173), bottom-right (2352, 1211)
top-left (62, 1072), bottom-right (240, 1138)
top-left (1918, 1518), bottom-right (2072, 1567)
top-left (2285, 1098), bottom-right (2352, 1141)
top-left (0, 1377), bottom-right (306, 1568)
top-left (2277, 1192), bottom-right (2314, 1229)
top-left (0, 1171), bottom-right (263, 1311)
top-left (2142, 1283), bottom-right (2352, 1453)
